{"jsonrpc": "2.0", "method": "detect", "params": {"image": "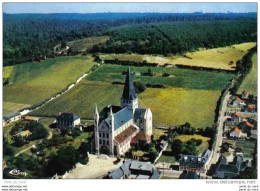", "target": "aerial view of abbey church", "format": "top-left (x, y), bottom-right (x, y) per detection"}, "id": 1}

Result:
top-left (2, 2), bottom-right (257, 180)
